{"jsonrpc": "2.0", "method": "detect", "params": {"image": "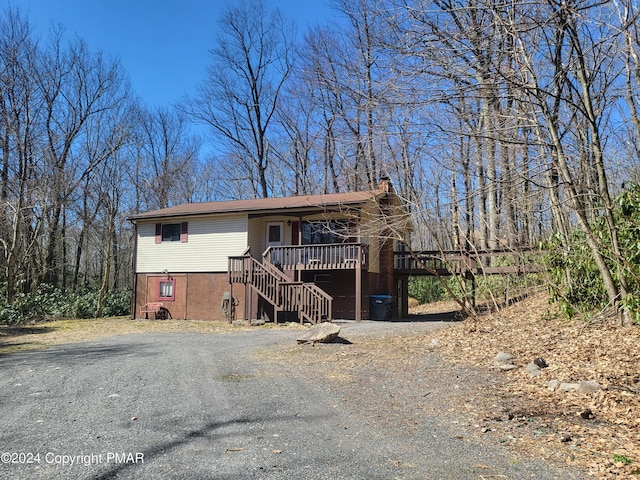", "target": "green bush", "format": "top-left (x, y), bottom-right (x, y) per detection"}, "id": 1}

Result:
top-left (0, 285), bottom-right (132, 324)
top-left (103, 289), bottom-right (132, 317)
top-left (0, 305), bottom-right (23, 325)
top-left (545, 231), bottom-right (605, 318)
top-left (408, 276), bottom-right (446, 304)
top-left (71, 290), bottom-right (99, 319)
top-left (544, 183), bottom-right (640, 323)
top-left (0, 284), bottom-right (73, 324)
